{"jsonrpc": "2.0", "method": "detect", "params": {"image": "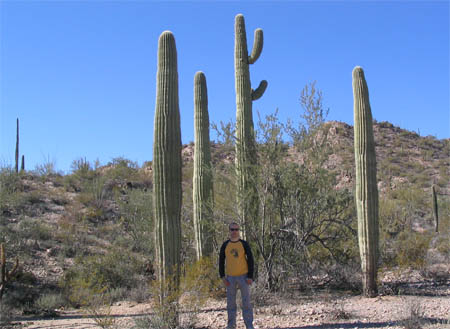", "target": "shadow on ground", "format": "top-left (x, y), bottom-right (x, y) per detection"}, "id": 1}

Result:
top-left (280, 317), bottom-right (448, 329)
